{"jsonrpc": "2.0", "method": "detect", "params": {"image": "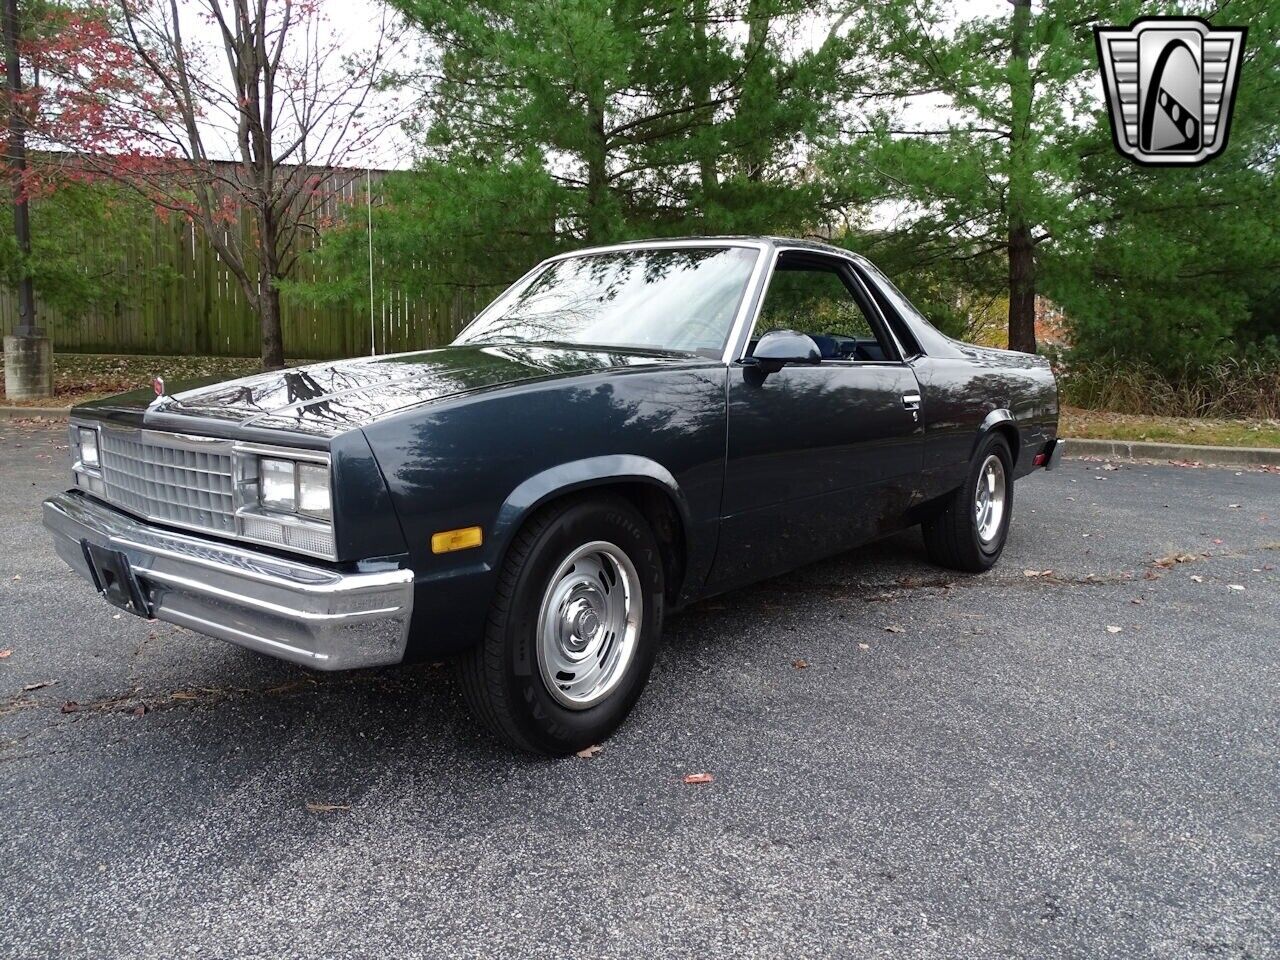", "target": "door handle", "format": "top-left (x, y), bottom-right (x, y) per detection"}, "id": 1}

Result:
top-left (901, 393), bottom-right (921, 410)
